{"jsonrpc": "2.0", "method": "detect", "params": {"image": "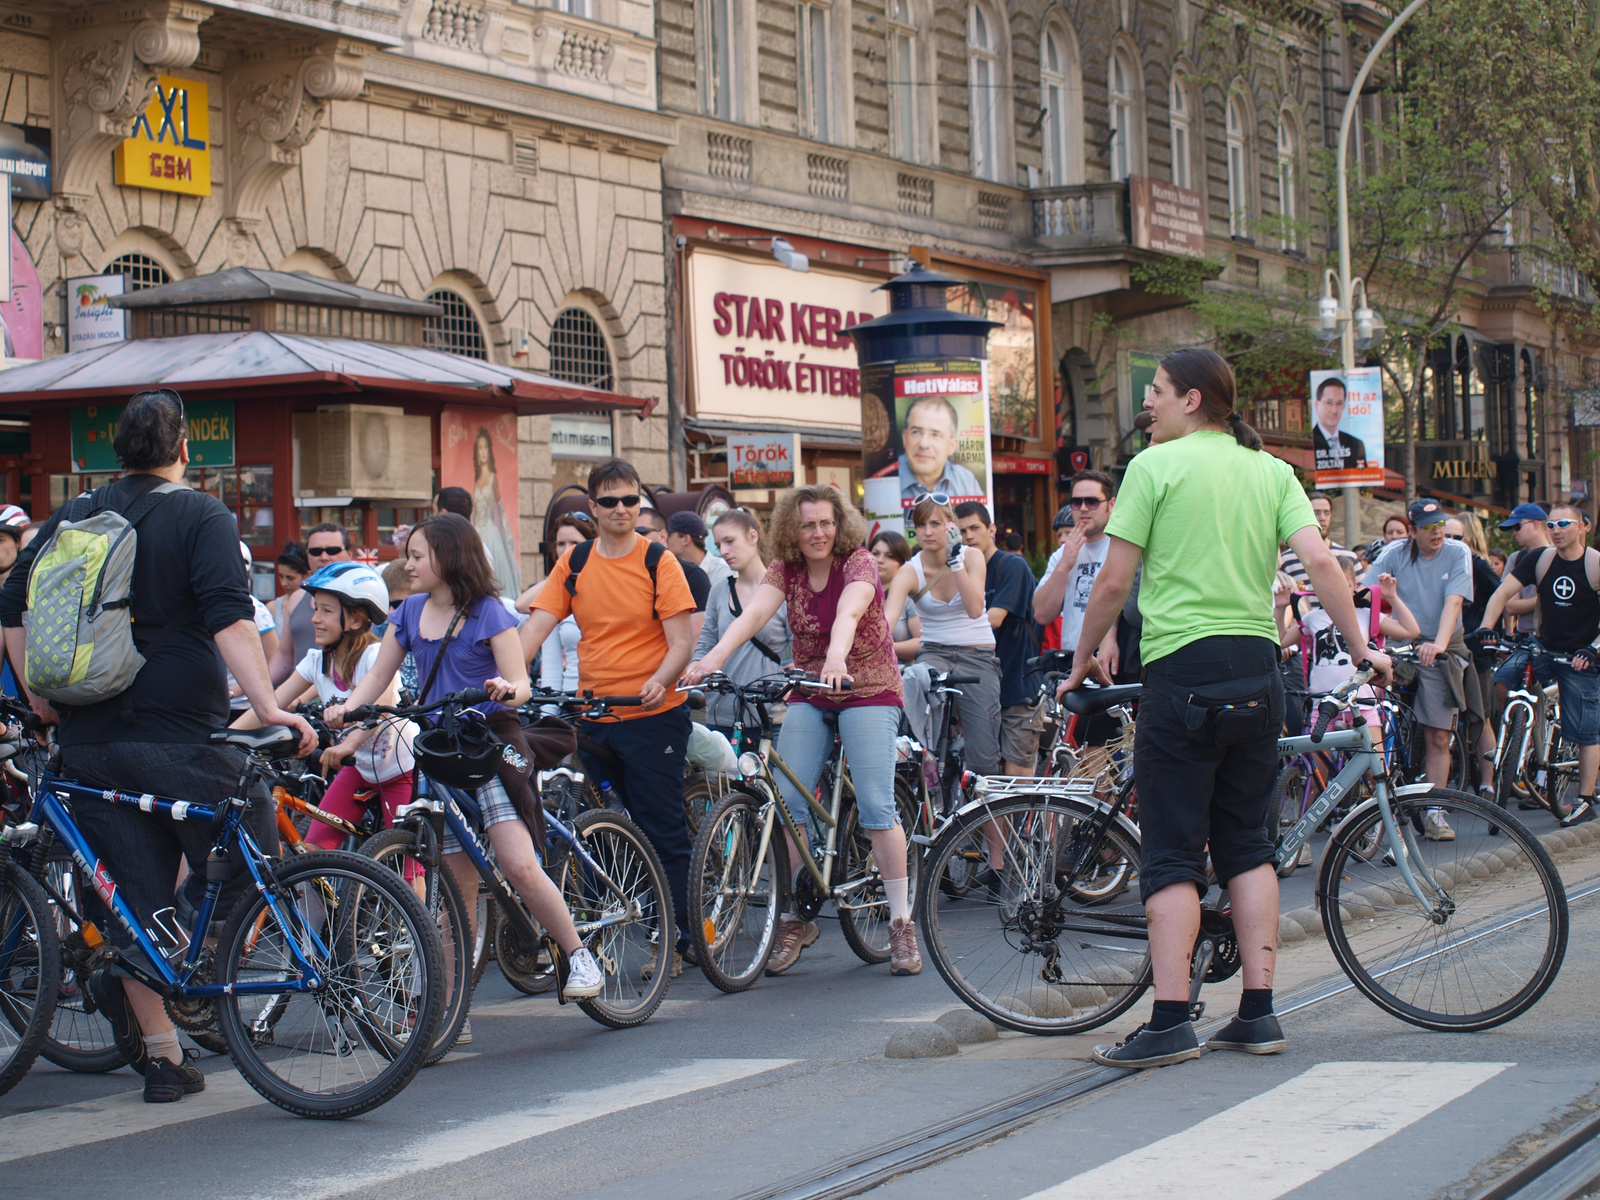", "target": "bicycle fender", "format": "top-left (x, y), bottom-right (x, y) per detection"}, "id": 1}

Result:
top-left (948, 787), bottom-right (1141, 849)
